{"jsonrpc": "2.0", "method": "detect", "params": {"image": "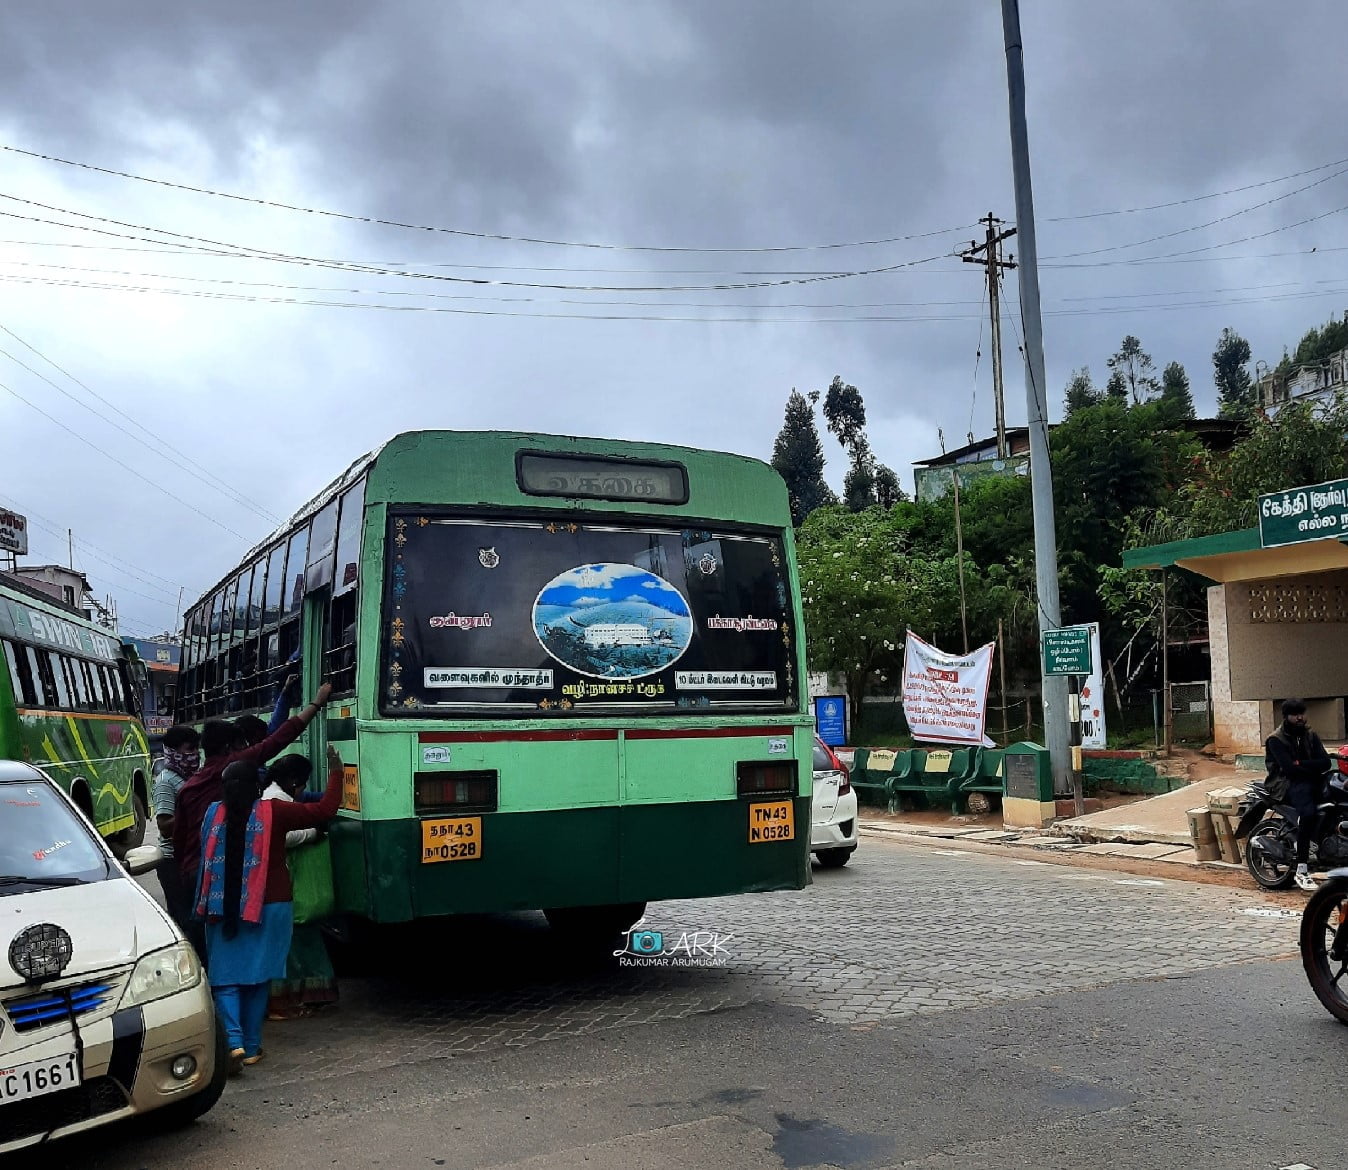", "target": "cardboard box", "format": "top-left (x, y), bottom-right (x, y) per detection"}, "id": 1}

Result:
top-left (1187, 808), bottom-right (1221, 862)
top-left (1212, 810), bottom-right (1242, 863)
top-left (1206, 786), bottom-right (1247, 816)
